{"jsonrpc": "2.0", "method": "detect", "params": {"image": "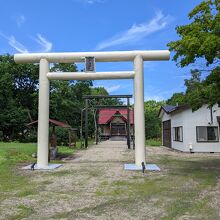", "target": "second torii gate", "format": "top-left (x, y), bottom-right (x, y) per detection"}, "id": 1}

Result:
top-left (14, 50), bottom-right (170, 169)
